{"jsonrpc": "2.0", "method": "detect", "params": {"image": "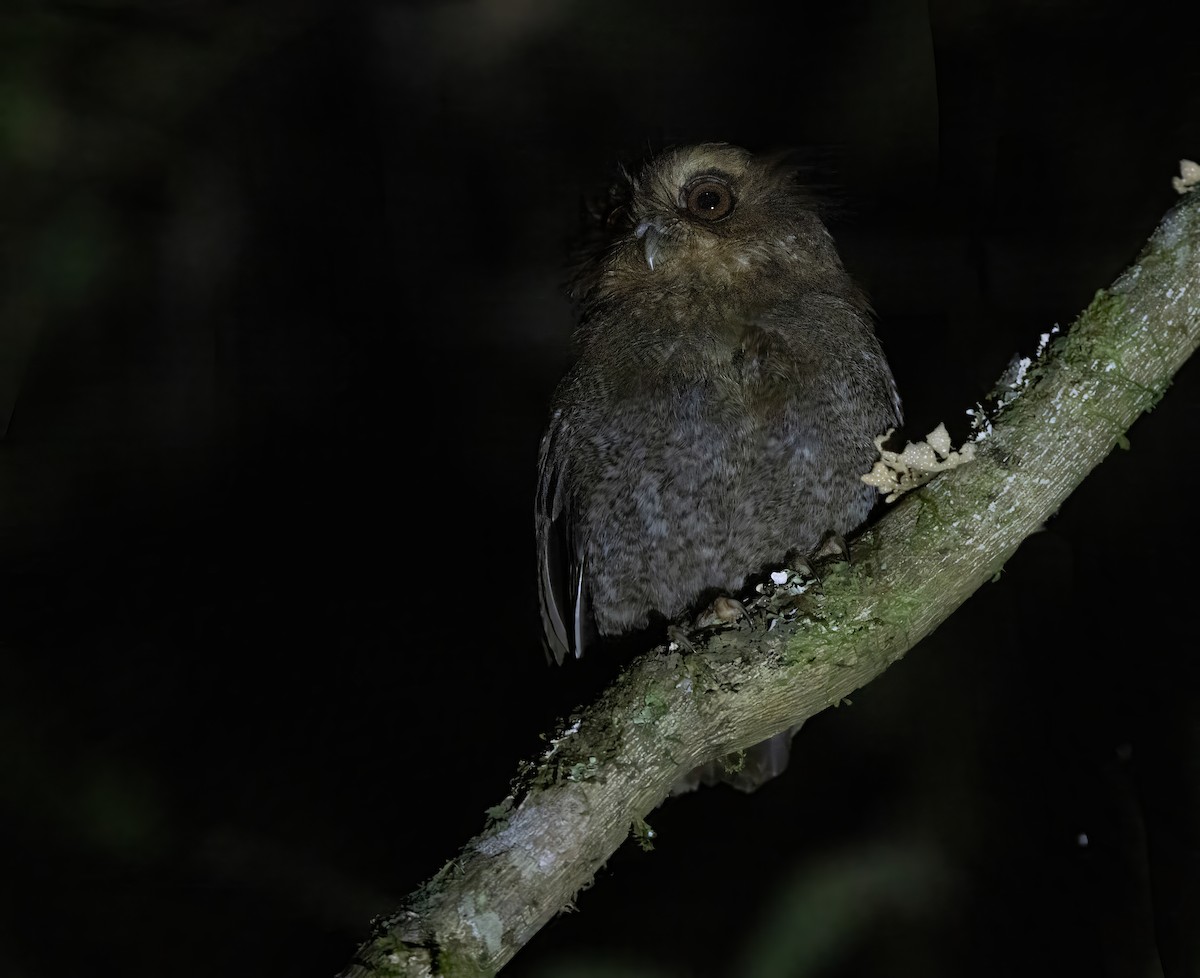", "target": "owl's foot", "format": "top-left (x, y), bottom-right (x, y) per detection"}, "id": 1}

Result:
top-left (784, 530), bottom-right (849, 581)
top-left (667, 623), bottom-right (696, 653)
top-left (693, 594), bottom-right (750, 630)
top-left (668, 596), bottom-right (750, 653)
top-left (812, 529), bottom-right (850, 565)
